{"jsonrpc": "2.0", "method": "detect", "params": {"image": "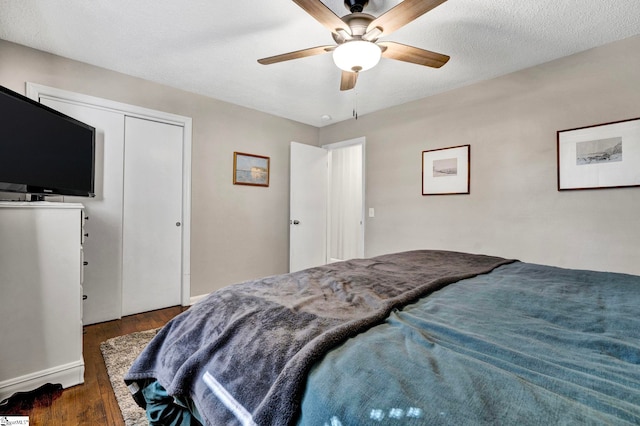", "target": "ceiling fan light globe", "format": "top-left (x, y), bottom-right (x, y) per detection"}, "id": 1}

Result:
top-left (333, 40), bottom-right (381, 72)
